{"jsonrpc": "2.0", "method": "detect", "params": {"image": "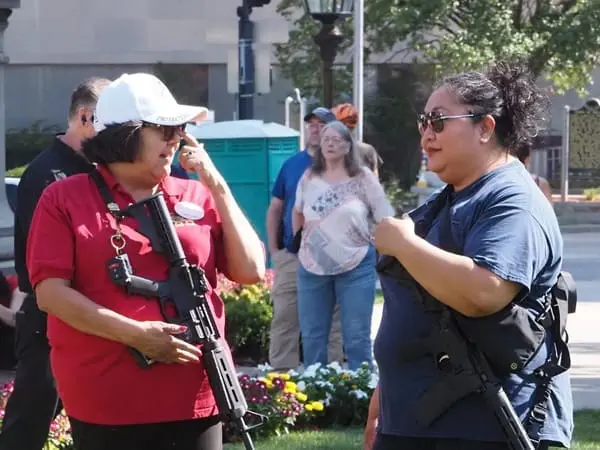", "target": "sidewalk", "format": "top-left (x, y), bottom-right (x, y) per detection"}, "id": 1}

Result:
top-left (371, 302), bottom-right (600, 411)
